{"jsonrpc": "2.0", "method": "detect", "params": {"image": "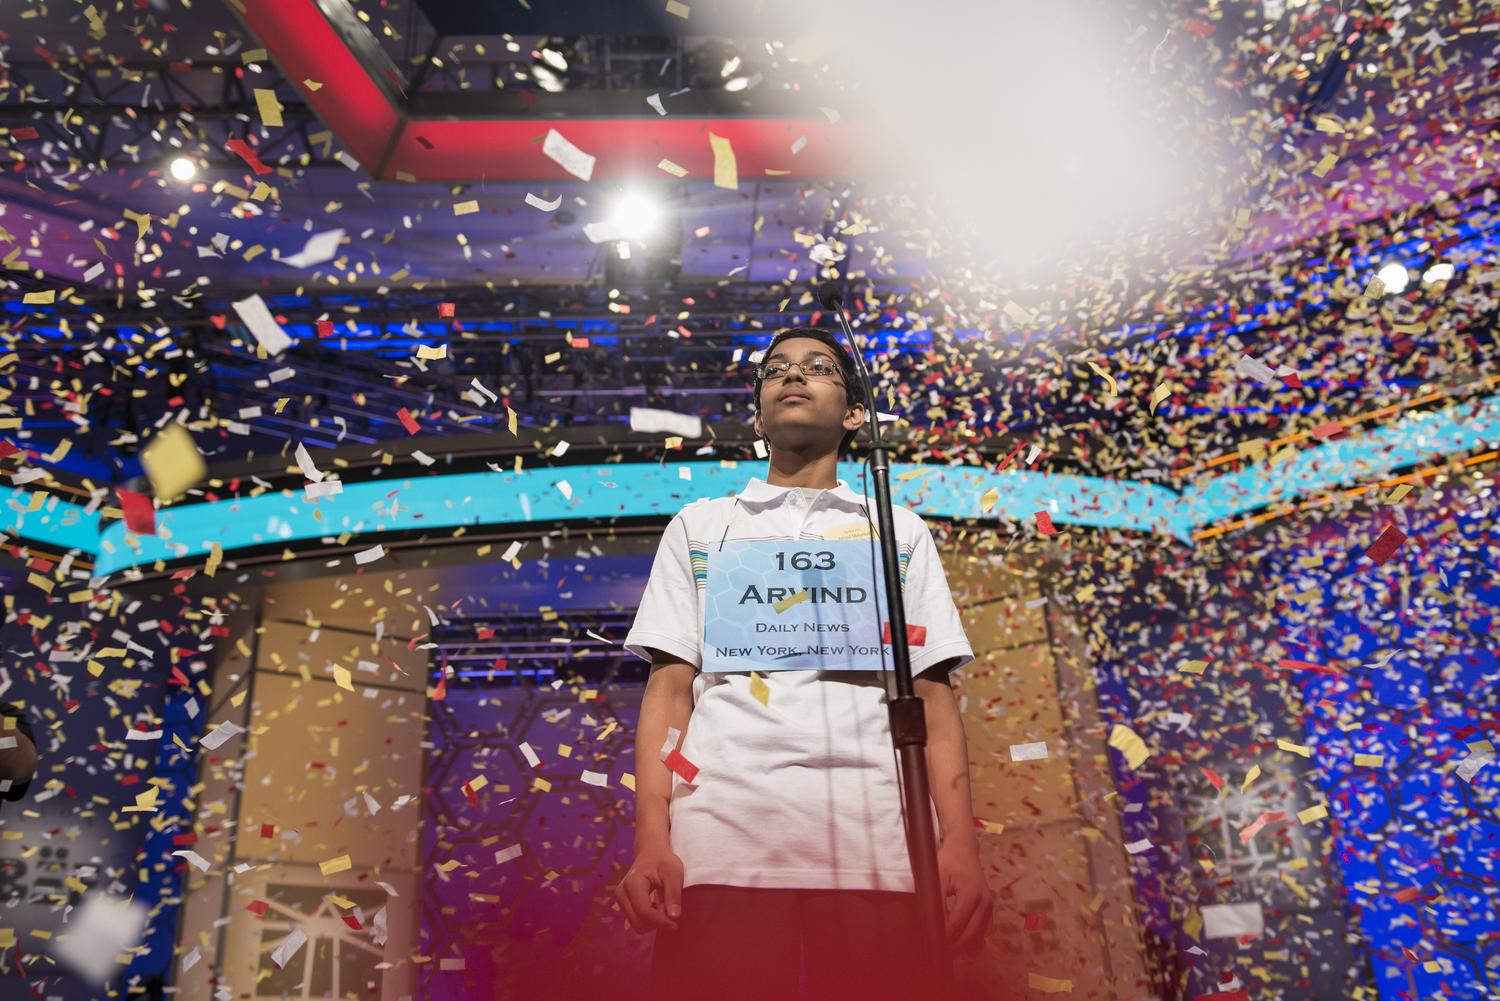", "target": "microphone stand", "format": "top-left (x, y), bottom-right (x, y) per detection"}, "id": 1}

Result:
top-left (820, 282), bottom-right (954, 995)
